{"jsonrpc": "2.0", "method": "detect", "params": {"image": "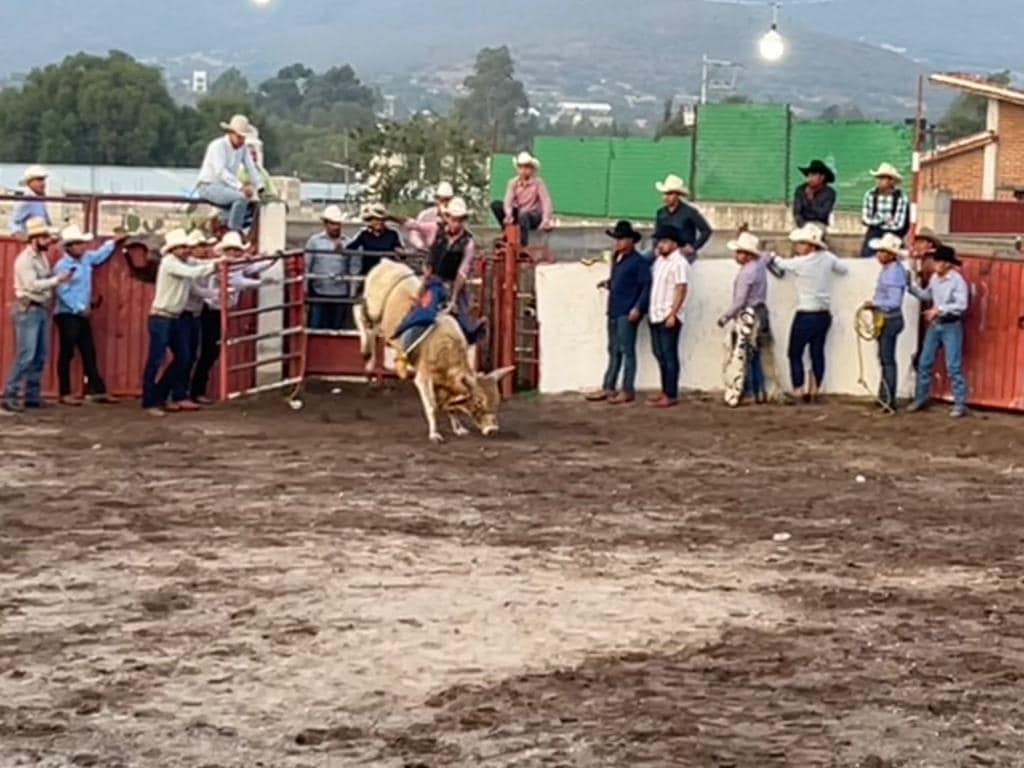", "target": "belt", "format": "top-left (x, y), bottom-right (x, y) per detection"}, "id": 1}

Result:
top-left (151, 309), bottom-right (179, 319)
top-left (937, 314), bottom-right (963, 325)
